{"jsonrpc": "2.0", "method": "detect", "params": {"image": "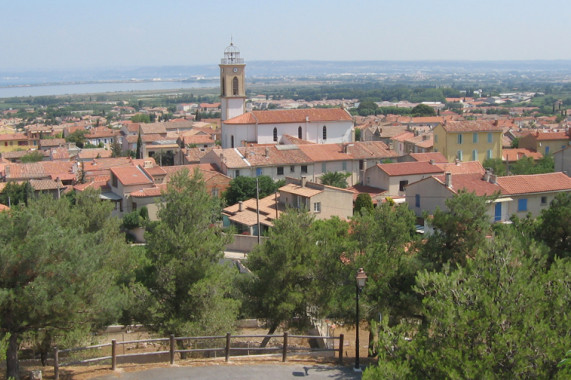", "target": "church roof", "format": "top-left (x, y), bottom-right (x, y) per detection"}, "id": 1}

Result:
top-left (224, 108), bottom-right (352, 125)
